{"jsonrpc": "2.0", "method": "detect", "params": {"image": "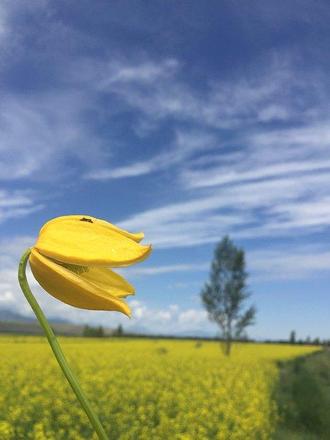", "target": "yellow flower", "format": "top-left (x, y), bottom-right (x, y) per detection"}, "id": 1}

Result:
top-left (29, 215), bottom-right (151, 316)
